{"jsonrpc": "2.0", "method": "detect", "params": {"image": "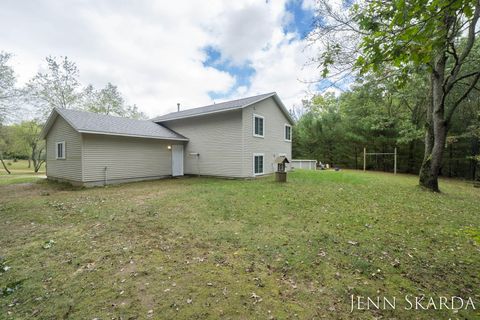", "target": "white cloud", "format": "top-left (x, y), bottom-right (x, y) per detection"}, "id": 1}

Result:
top-left (208, 0), bottom-right (288, 65)
top-left (0, 0), bottom-right (322, 117)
